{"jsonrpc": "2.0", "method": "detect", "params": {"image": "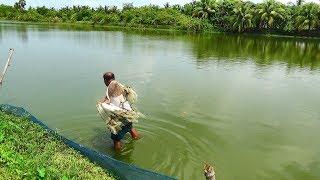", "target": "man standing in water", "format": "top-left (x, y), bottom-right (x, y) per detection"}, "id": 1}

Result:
top-left (101, 72), bottom-right (140, 151)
